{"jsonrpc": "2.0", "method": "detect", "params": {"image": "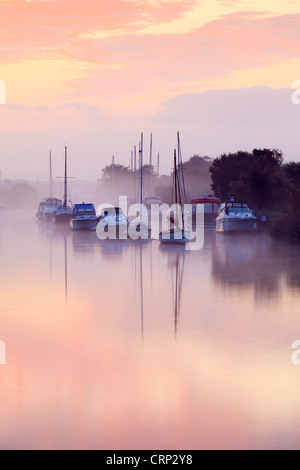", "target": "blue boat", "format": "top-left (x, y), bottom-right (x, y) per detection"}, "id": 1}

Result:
top-left (70, 203), bottom-right (99, 231)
